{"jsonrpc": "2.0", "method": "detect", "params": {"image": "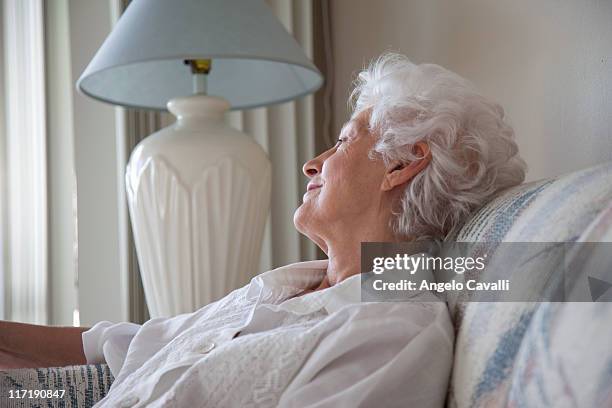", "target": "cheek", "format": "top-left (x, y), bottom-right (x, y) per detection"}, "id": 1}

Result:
top-left (324, 154), bottom-right (371, 203)
top-left (316, 185), bottom-right (340, 216)
top-left (298, 145), bottom-right (383, 224)
top-left (316, 176), bottom-right (362, 221)
top-left (319, 161), bottom-right (346, 205)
